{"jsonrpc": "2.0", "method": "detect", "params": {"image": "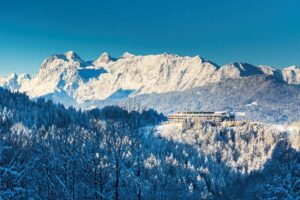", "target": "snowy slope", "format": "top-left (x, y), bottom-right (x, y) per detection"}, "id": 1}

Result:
top-left (1, 51), bottom-right (300, 107)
